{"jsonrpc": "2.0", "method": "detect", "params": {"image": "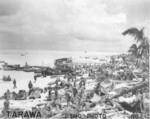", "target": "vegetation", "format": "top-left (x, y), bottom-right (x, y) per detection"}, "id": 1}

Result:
top-left (122, 27), bottom-right (149, 70)
top-left (122, 27), bottom-right (149, 58)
